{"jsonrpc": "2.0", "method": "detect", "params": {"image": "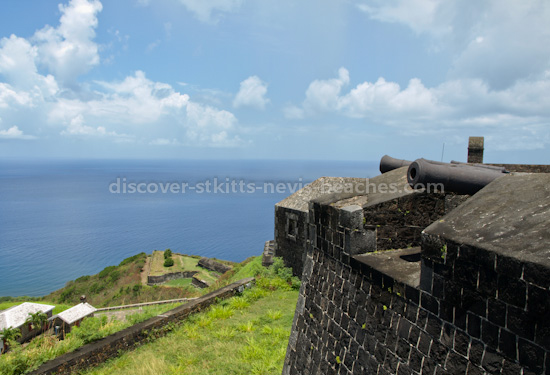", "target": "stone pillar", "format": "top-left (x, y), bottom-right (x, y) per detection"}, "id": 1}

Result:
top-left (467, 136), bottom-right (484, 163)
